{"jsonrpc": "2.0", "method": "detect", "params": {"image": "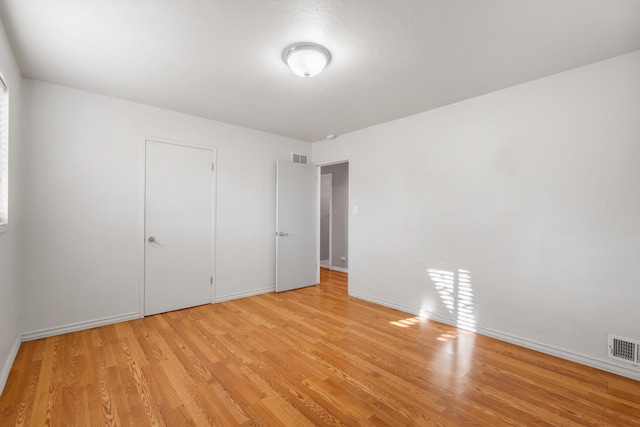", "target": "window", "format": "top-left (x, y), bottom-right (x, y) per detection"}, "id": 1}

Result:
top-left (0, 74), bottom-right (7, 230)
